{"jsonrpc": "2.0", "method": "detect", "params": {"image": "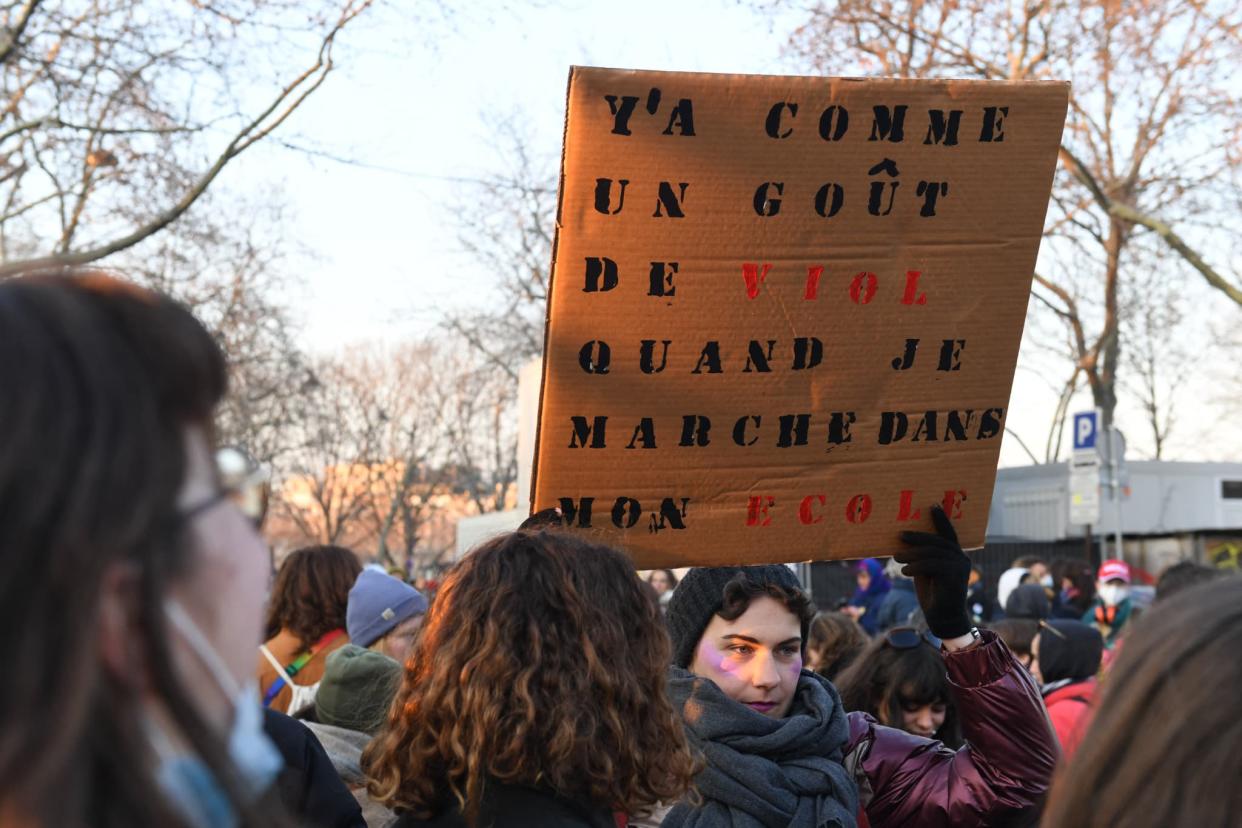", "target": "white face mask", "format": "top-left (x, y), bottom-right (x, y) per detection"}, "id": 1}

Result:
top-left (1098, 584), bottom-right (1130, 607)
top-left (153, 600), bottom-right (284, 827)
top-left (1040, 574), bottom-right (1054, 589)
